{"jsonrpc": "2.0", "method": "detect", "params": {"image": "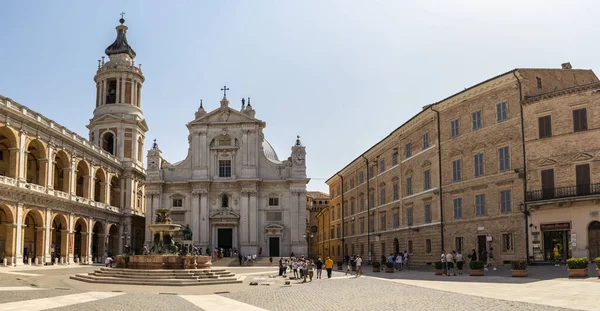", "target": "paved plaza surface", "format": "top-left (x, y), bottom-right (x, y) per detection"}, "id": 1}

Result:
top-left (0, 264), bottom-right (598, 310)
